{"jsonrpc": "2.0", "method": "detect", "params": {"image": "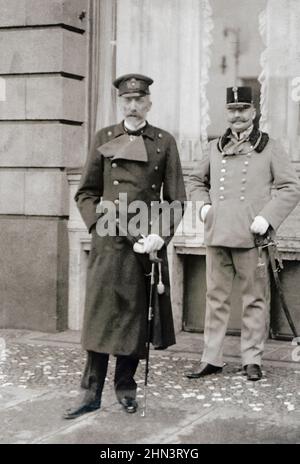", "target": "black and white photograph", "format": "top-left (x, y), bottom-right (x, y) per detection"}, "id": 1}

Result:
top-left (0, 0), bottom-right (299, 448)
